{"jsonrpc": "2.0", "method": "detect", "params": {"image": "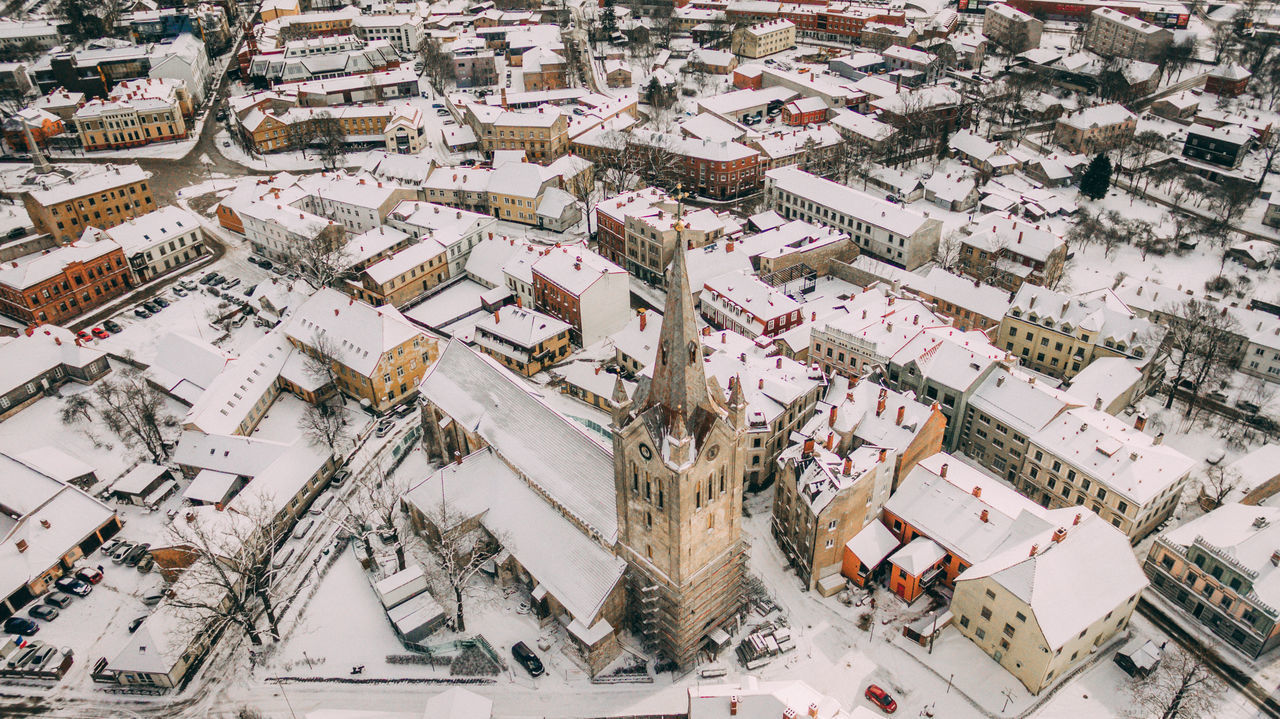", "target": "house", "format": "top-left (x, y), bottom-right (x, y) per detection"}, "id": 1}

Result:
top-left (732, 19), bottom-right (796, 58)
top-left (0, 325), bottom-right (111, 419)
top-left (0, 240), bottom-right (133, 325)
top-left (780, 96), bottom-right (828, 126)
top-left (0, 452), bottom-right (121, 620)
top-left (957, 211), bottom-right (1067, 291)
top-left (531, 246), bottom-right (629, 346)
top-left (1018, 407), bottom-right (1195, 541)
top-left (689, 677), bottom-right (853, 719)
top-left (1206, 64), bottom-right (1250, 97)
top-left (471, 306), bottom-right (571, 375)
top-left (1182, 123), bottom-right (1254, 170)
top-left (19, 163), bottom-right (157, 244)
top-left (1144, 504), bottom-right (1280, 658)
top-left (699, 270), bottom-right (802, 339)
top-left (81, 206), bottom-right (205, 283)
top-left (1053, 104), bottom-right (1136, 154)
top-left (959, 366), bottom-right (1079, 482)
